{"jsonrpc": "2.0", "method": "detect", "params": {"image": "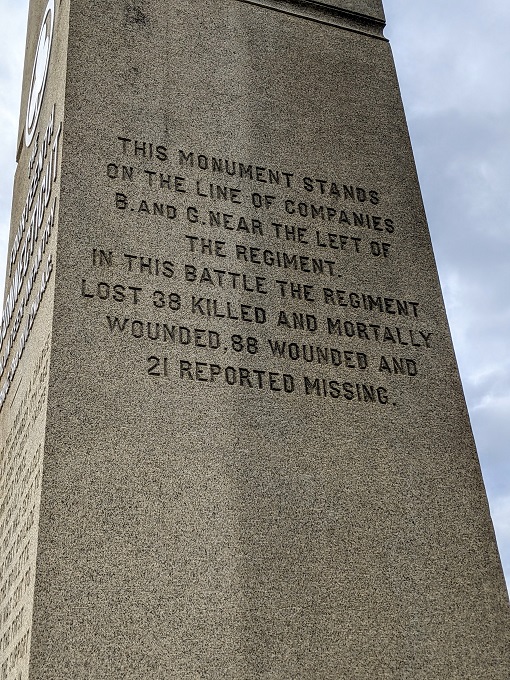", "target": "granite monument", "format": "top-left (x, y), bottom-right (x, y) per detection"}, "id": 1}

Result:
top-left (1, 0), bottom-right (509, 678)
